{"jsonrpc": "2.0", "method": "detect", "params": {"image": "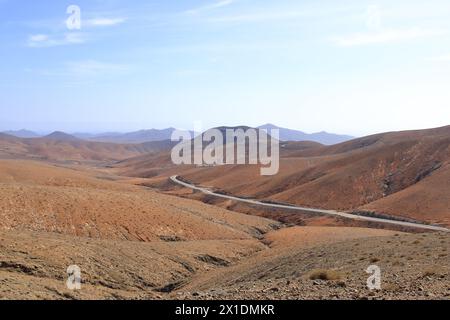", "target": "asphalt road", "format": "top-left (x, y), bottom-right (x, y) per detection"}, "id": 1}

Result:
top-left (170, 175), bottom-right (449, 233)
